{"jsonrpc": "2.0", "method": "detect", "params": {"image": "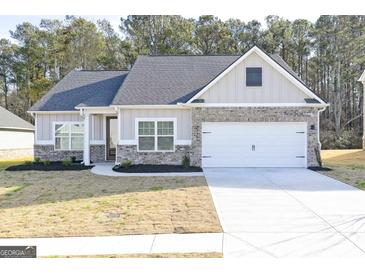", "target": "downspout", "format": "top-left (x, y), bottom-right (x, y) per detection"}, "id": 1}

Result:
top-left (317, 106), bottom-right (326, 150)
